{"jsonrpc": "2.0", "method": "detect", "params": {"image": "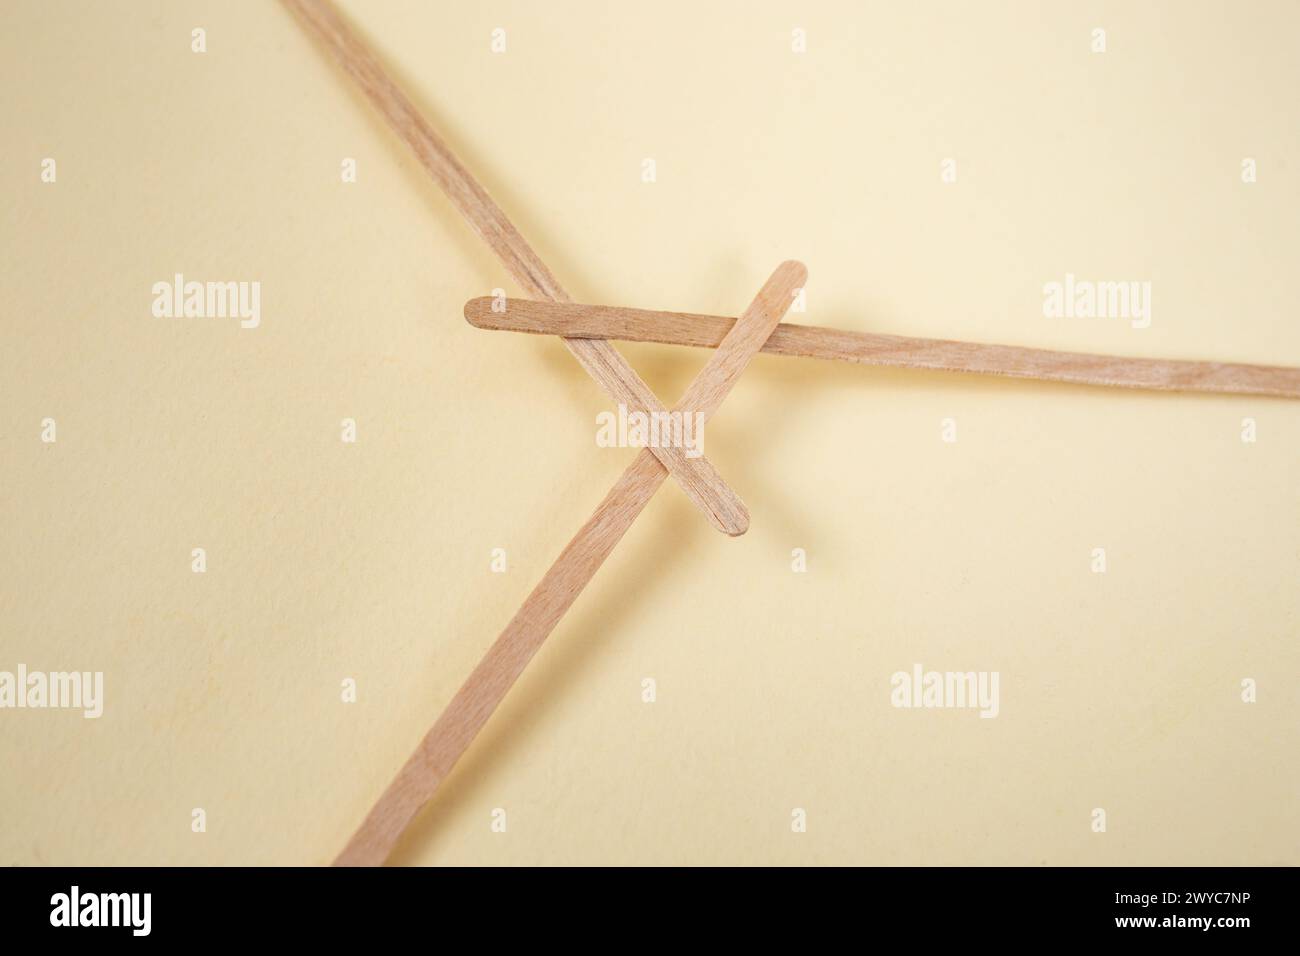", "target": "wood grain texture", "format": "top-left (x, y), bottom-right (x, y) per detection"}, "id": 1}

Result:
top-left (465, 298), bottom-right (1300, 399)
top-left (280, 0), bottom-right (750, 535)
top-left (333, 263), bottom-right (805, 866)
